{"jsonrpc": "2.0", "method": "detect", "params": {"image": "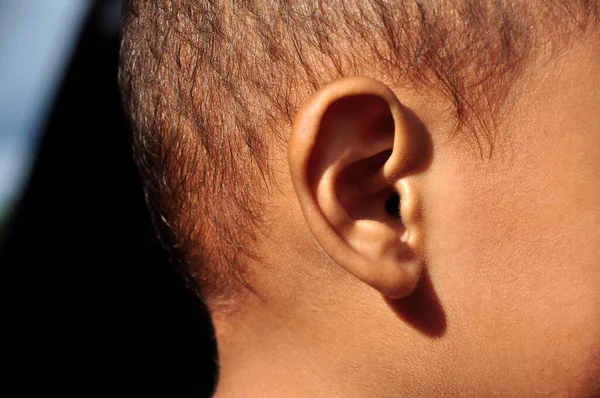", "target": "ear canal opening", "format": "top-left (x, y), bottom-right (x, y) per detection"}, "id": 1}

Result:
top-left (385, 192), bottom-right (402, 222)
